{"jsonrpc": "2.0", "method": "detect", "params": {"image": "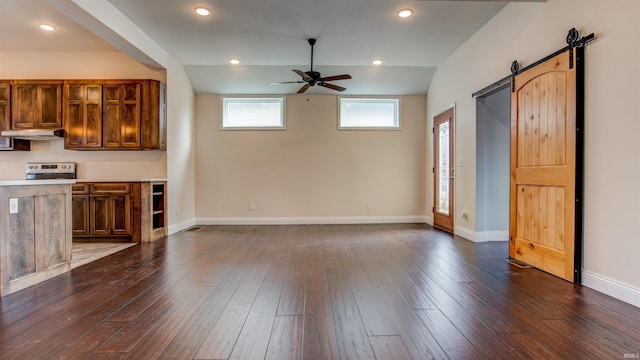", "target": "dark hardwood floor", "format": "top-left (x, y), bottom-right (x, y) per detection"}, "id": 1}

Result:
top-left (1, 224), bottom-right (639, 359)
